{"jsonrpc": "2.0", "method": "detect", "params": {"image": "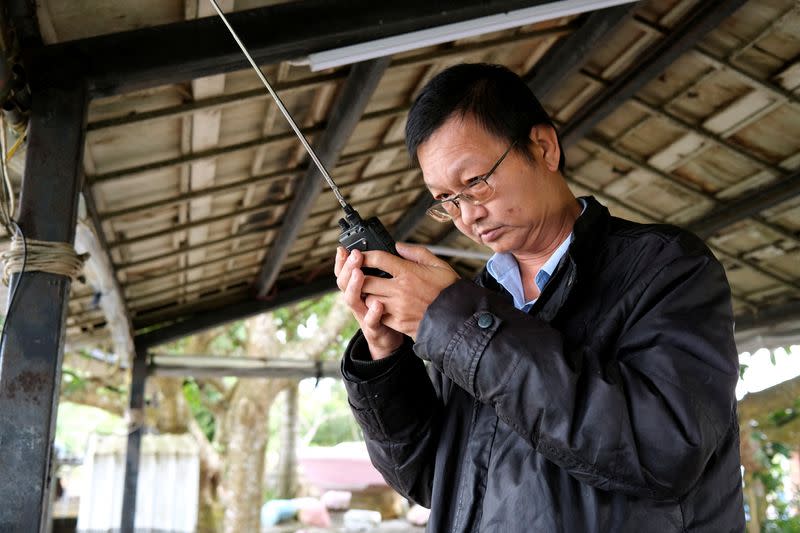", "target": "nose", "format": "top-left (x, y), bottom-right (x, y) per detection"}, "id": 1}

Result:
top-left (458, 200), bottom-right (487, 226)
